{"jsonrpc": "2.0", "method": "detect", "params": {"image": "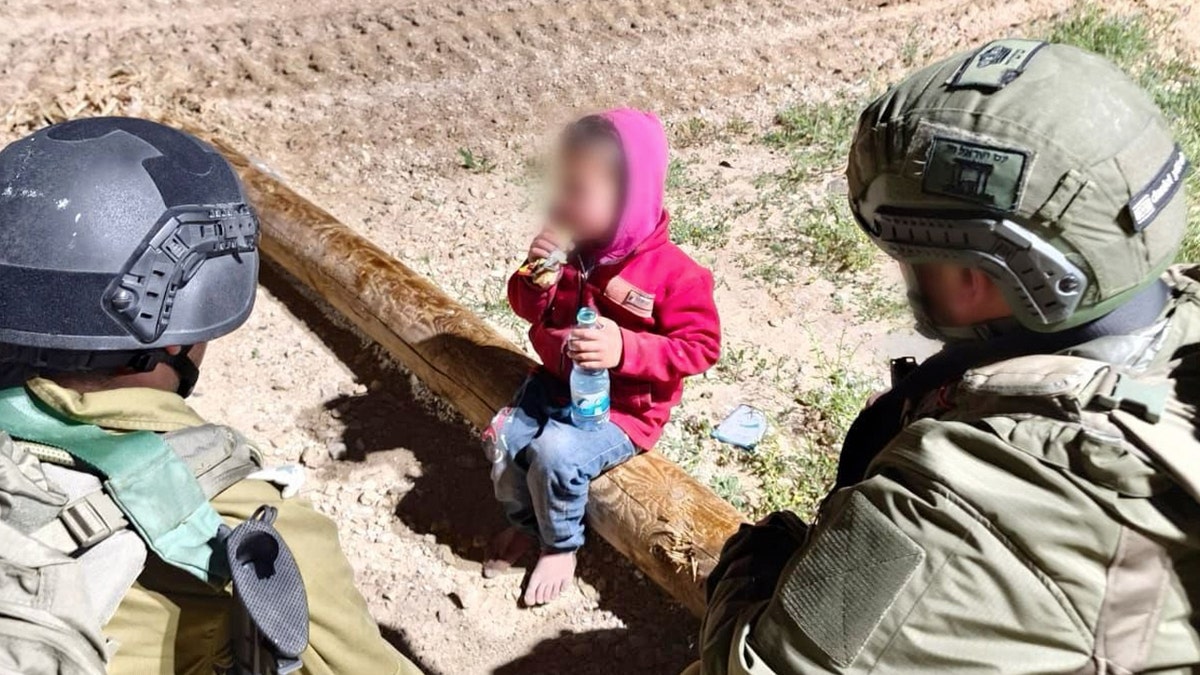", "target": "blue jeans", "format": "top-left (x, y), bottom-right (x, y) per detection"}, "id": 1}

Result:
top-left (484, 374), bottom-right (637, 552)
